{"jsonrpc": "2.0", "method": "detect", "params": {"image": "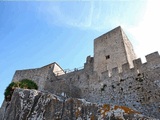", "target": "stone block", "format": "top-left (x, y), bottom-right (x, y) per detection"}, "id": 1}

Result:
top-left (122, 63), bottom-right (130, 72)
top-left (145, 51), bottom-right (159, 62)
